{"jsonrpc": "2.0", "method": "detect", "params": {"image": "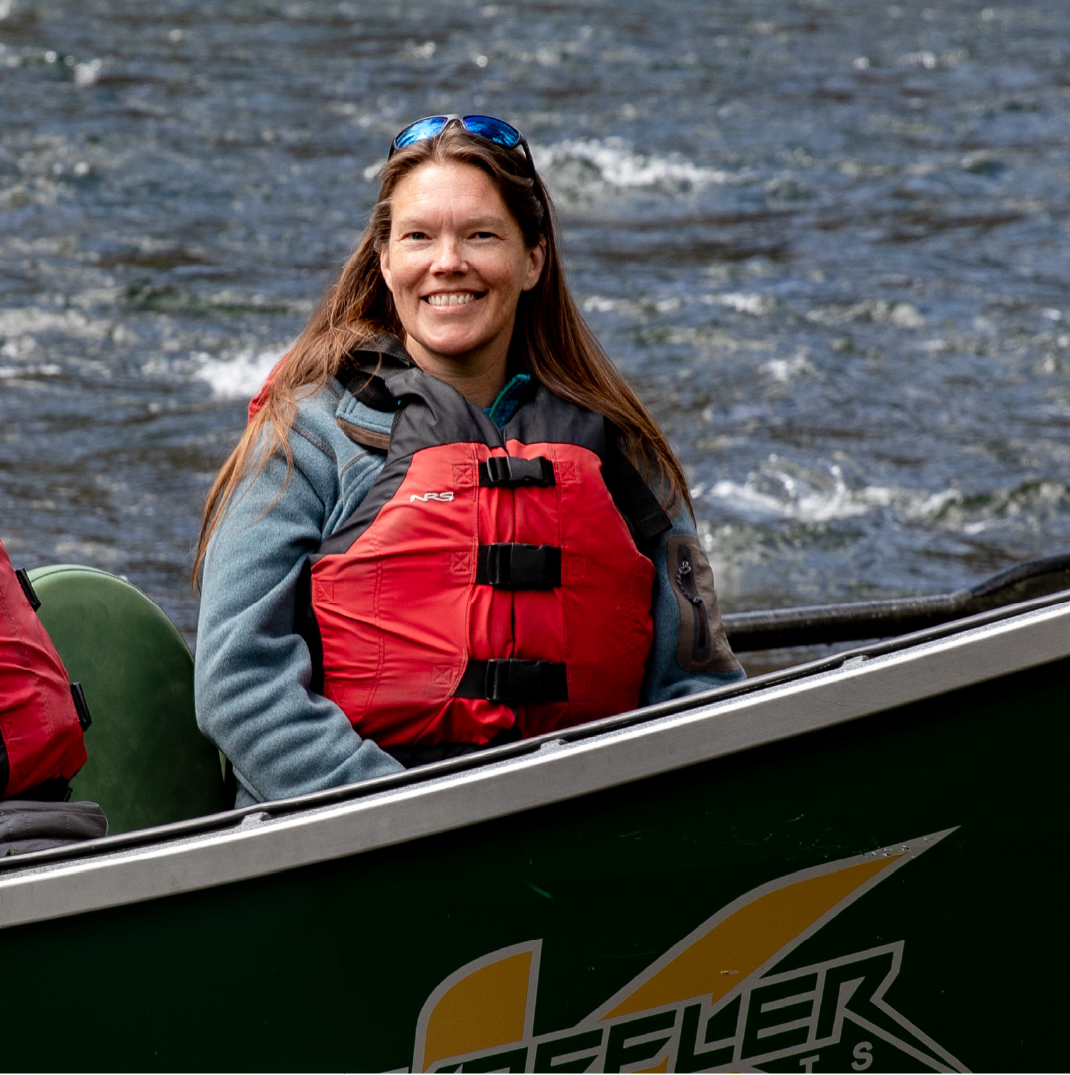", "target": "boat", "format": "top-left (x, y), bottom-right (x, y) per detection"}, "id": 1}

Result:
top-left (2, 559), bottom-right (1067, 1072)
